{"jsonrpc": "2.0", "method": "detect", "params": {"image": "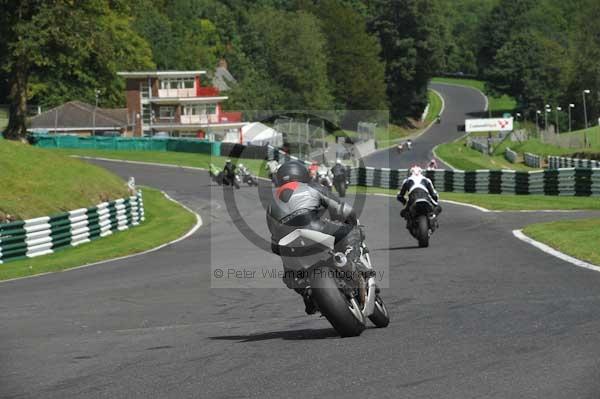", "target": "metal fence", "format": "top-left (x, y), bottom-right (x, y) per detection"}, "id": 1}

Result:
top-left (504, 147), bottom-right (518, 163)
top-left (0, 191), bottom-right (145, 264)
top-left (548, 155), bottom-right (600, 169)
top-left (349, 167), bottom-right (600, 196)
top-left (34, 135), bottom-right (221, 156)
top-left (523, 152), bottom-right (542, 168)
